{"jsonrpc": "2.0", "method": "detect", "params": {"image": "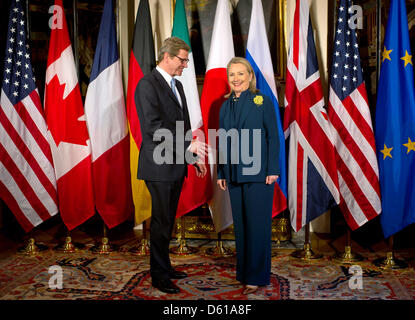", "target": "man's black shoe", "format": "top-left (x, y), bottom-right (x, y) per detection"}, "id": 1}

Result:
top-left (152, 278), bottom-right (180, 294)
top-left (169, 269), bottom-right (188, 279)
